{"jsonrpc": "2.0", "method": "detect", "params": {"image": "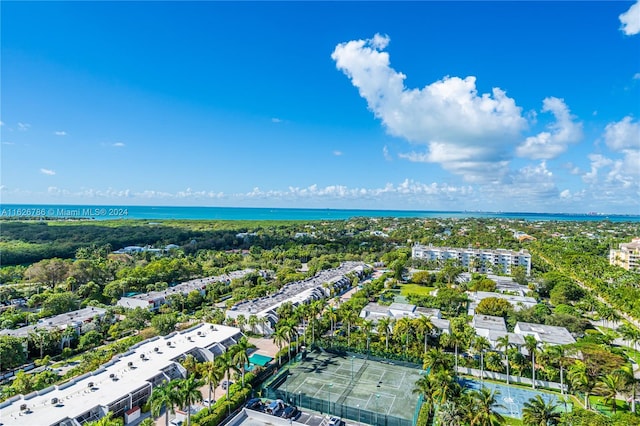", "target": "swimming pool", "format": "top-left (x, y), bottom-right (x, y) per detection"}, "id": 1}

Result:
top-left (248, 353), bottom-right (273, 367)
top-left (459, 378), bottom-right (571, 419)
